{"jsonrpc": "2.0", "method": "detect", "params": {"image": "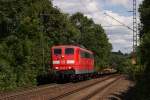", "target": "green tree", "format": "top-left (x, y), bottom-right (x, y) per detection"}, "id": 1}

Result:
top-left (0, 0), bottom-right (80, 90)
top-left (133, 0), bottom-right (150, 99)
top-left (70, 12), bottom-right (112, 69)
top-left (0, 0), bottom-right (111, 90)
